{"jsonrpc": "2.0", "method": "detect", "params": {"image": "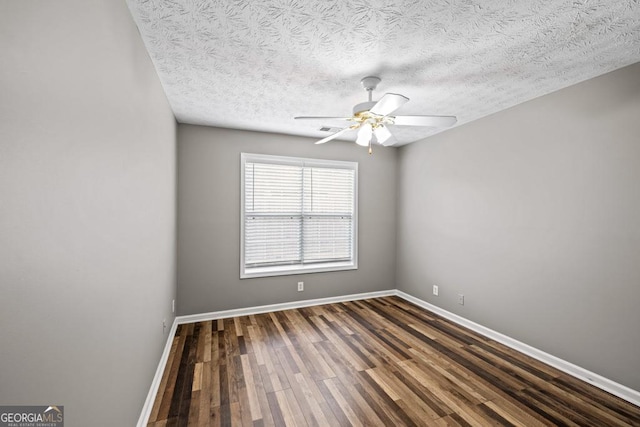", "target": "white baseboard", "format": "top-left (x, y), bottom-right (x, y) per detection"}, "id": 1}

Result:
top-left (138, 289), bottom-right (639, 425)
top-left (175, 289), bottom-right (396, 325)
top-left (395, 290), bottom-right (640, 407)
top-left (137, 317), bottom-right (179, 427)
